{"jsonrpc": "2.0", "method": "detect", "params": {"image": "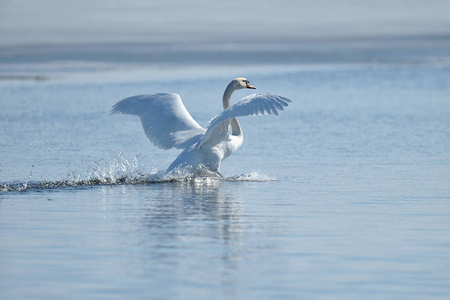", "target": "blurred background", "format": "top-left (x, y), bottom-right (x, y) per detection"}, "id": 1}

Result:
top-left (1, 0), bottom-right (450, 45)
top-left (1, 0), bottom-right (450, 67)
